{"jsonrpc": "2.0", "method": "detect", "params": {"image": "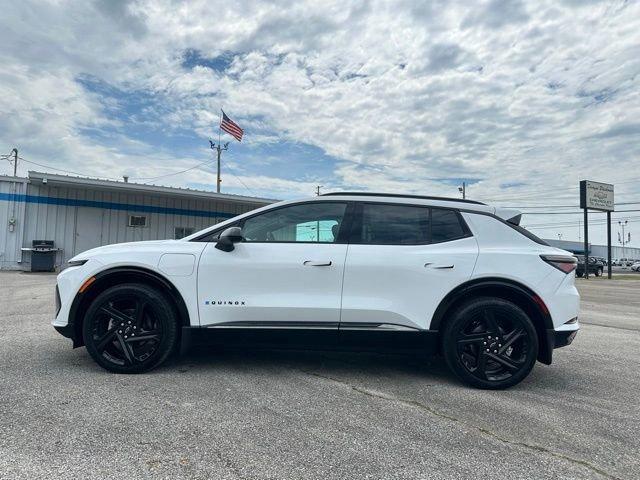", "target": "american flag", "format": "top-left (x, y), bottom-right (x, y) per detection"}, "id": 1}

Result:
top-left (220, 110), bottom-right (244, 142)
